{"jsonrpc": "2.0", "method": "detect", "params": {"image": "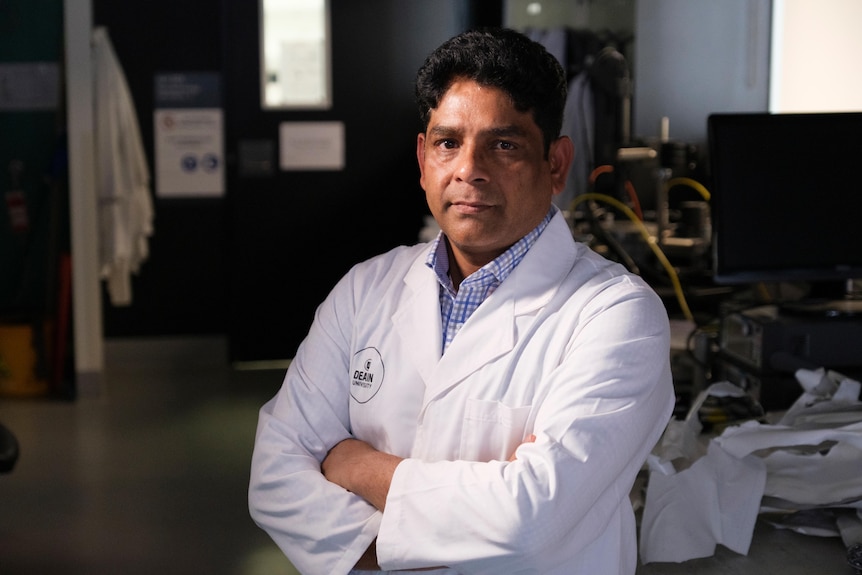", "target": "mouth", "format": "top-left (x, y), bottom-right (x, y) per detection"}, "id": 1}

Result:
top-left (450, 200), bottom-right (493, 215)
